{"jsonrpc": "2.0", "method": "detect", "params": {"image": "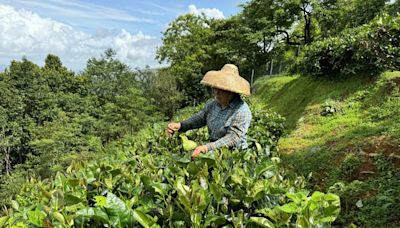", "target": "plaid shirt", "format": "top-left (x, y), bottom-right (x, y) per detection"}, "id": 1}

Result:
top-left (179, 96), bottom-right (252, 151)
